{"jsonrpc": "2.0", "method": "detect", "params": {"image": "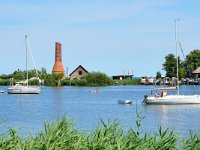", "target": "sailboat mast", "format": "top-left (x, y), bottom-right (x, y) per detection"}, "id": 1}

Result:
top-left (25, 35), bottom-right (28, 86)
top-left (175, 19), bottom-right (179, 95)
